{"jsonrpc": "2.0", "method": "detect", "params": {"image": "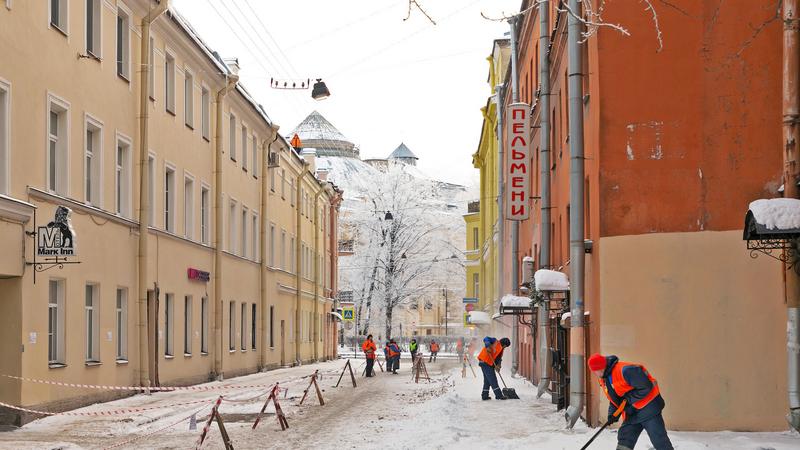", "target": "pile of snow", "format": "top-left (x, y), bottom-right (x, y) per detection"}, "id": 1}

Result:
top-left (534, 269), bottom-right (570, 291)
top-left (749, 198), bottom-right (800, 230)
top-left (500, 294), bottom-right (532, 308)
top-left (468, 311), bottom-right (491, 325)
